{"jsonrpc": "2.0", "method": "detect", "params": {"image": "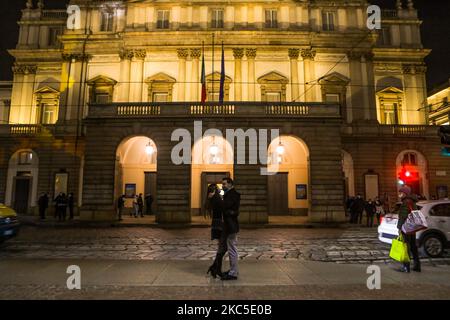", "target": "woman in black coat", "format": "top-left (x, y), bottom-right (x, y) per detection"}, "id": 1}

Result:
top-left (205, 184), bottom-right (224, 278)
